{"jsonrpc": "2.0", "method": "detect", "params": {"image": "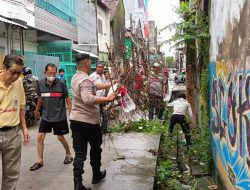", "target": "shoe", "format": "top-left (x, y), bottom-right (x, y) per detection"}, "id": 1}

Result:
top-left (183, 164), bottom-right (190, 174)
top-left (74, 180), bottom-right (91, 190)
top-left (64, 156), bottom-right (73, 164)
top-left (92, 170), bottom-right (106, 184)
top-left (30, 162), bottom-right (43, 171)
